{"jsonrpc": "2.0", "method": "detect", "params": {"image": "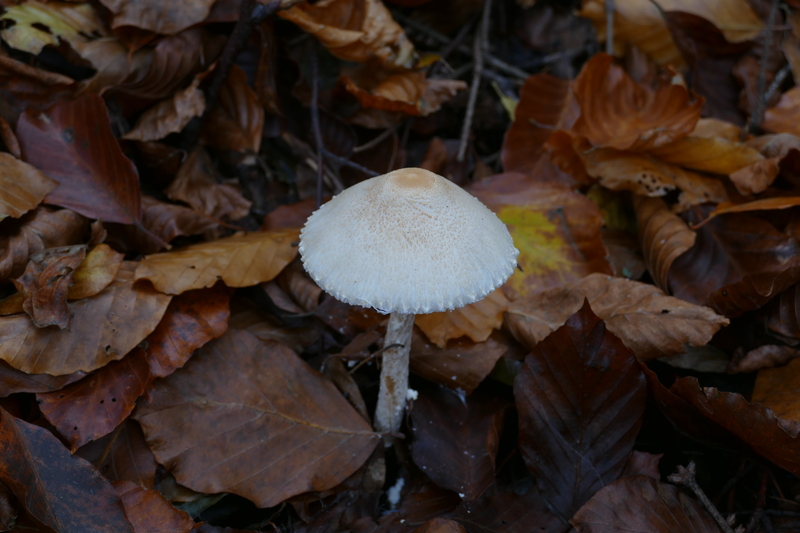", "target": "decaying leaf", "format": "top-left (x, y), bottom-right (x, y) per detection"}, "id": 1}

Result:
top-left (0, 153), bottom-right (58, 221)
top-left (135, 229), bottom-right (299, 294)
top-left (200, 65), bottom-right (264, 154)
top-left (764, 87), bottom-right (800, 137)
top-left (415, 289), bottom-right (509, 348)
top-left (634, 196), bottom-right (696, 291)
top-left (114, 481), bottom-right (195, 533)
top-left (122, 76), bottom-right (206, 142)
top-left (0, 263), bottom-right (171, 375)
top-left (134, 329), bottom-right (379, 508)
top-left (752, 357), bottom-right (800, 422)
top-left (75, 419), bottom-right (157, 489)
top-left (98, 0), bottom-right (217, 35)
top-left (515, 302), bottom-right (646, 521)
